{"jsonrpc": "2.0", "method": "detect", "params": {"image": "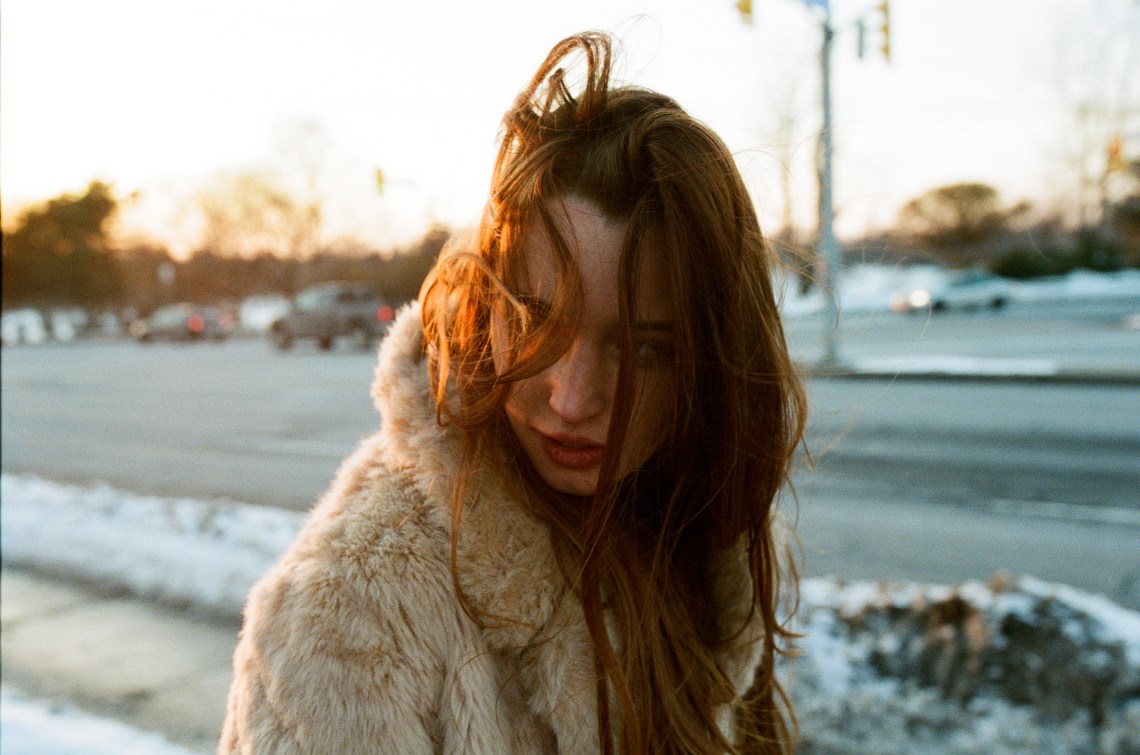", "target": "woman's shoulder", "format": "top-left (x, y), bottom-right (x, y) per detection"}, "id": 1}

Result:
top-left (368, 301), bottom-right (467, 503)
top-left (295, 437), bottom-right (450, 582)
top-left (225, 449), bottom-right (461, 748)
top-left (244, 438), bottom-right (455, 636)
